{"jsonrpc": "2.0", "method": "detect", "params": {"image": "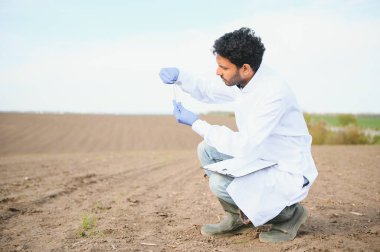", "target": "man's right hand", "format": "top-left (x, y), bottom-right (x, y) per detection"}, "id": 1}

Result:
top-left (159, 67), bottom-right (179, 84)
top-left (172, 100), bottom-right (199, 126)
